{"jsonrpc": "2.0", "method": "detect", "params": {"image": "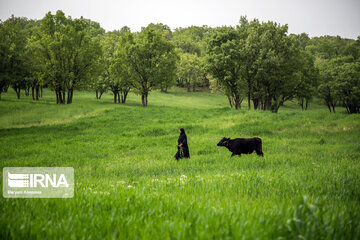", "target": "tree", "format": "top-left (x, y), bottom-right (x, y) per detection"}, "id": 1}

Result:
top-left (331, 58), bottom-right (360, 114)
top-left (316, 59), bottom-right (338, 113)
top-left (26, 27), bottom-right (46, 101)
top-left (251, 23), bottom-right (304, 113)
top-left (96, 29), bottom-right (133, 104)
top-left (157, 49), bottom-right (178, 93)
top-left (295, 50), bottom-right (318, 110)
top-left (0, 16), bottom-right (29, 100)
top-left (36, 10), bottom-right (102, 104)
top-left (111, 34), bottom-right (135, 103)
top-left (237, 17), bottom-right (260, 110)
top-left (124, 27), bottom-right (178, 107)
top-left (173, 26), bottom-right (210, 90)
top-left (177, 53), bottom-right (203, 92)
top-left (206, 26), bottom-right (246, 109)
top-left (97, 32), bottom-right (119, 103)
top-left (145, 23), bottom-right (172, 40)
top-left (173, 26), bottom-right (210, 56)
top-left (311, 35), bottom-right (360, 113)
